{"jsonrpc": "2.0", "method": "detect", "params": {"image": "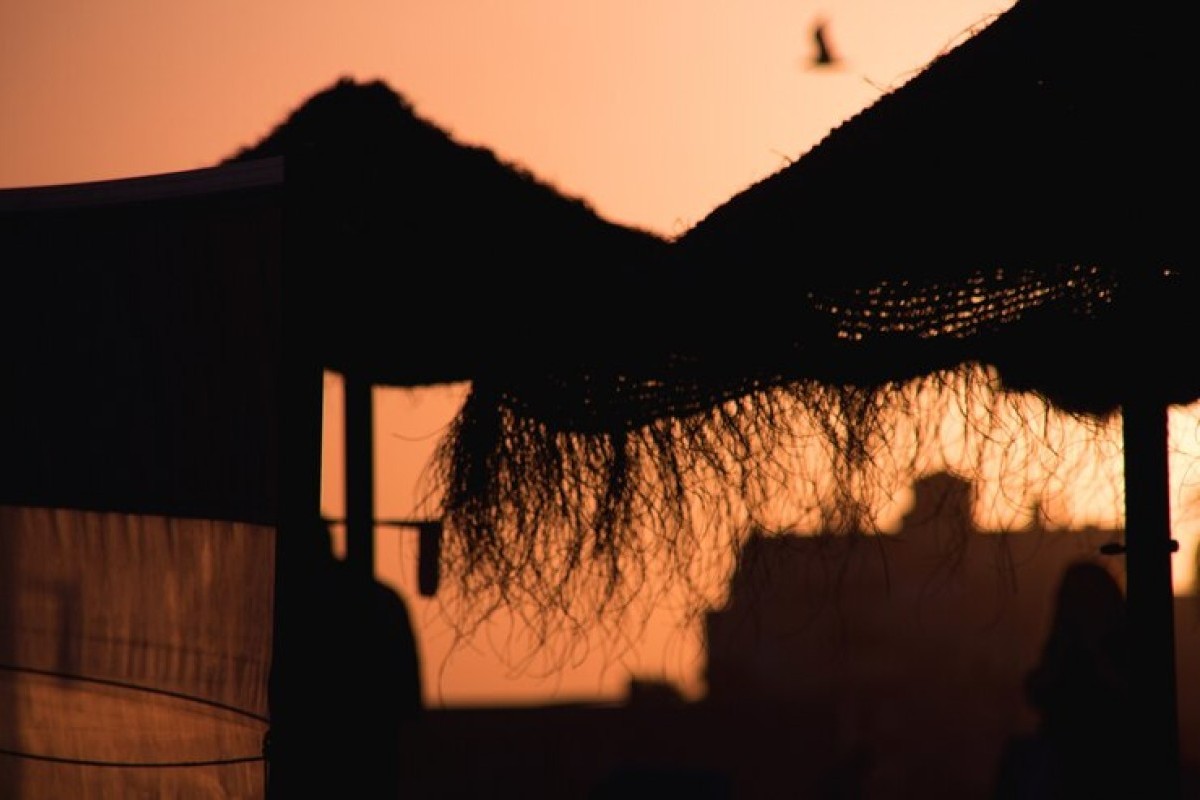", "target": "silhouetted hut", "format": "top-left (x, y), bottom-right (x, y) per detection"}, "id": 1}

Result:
top-left (0, 78), bottom-right (669, 798)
